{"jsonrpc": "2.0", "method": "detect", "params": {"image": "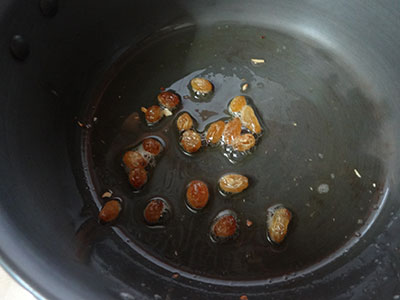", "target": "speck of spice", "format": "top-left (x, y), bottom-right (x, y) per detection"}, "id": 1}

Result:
top-left (251, 58), bottom-right (265, 65)
top-left (101, 191), bottom-right (112, 198)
